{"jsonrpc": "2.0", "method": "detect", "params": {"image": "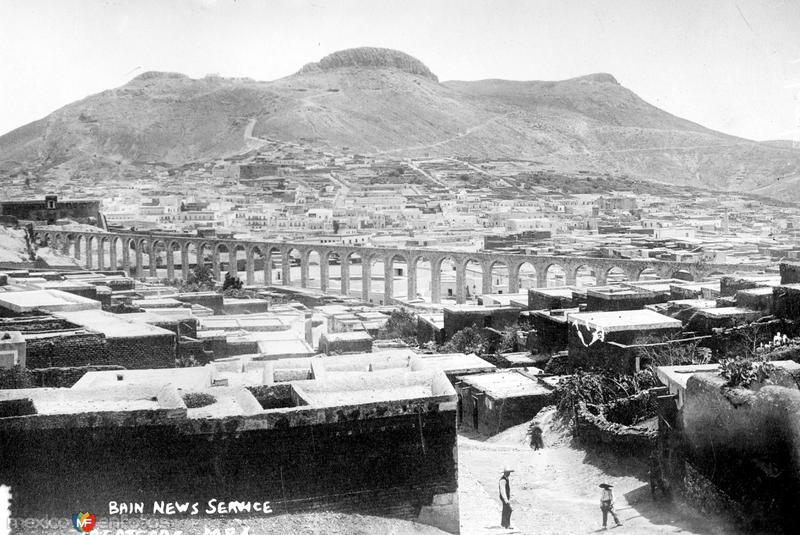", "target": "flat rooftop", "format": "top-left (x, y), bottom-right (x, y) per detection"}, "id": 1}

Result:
top-left (667, 299), bottom-right (718, 309)
top-left (73, 366), bottom-right (212, 391)
top-left (0, 289), bottom-right (101, 313)
top-left (528, 287), bottom-right (574, 298)
top-left (457, 370), bottom-right (552, 399)
top-left (442, 304), bottom-right (520, 313)
top-left (53, 309), bottom-right (176, 338)
top-left (567, 309), bottom-right (682, 332)
top-left (587, 286), bottom-right (654, 300)
top-left (695, 307), bottom-right (763, 318)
